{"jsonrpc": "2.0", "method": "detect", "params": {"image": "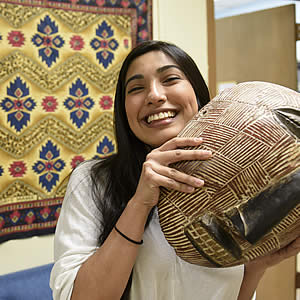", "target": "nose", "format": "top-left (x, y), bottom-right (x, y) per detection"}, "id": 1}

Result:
top-left (146, 81), bottom-right (167, 105)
